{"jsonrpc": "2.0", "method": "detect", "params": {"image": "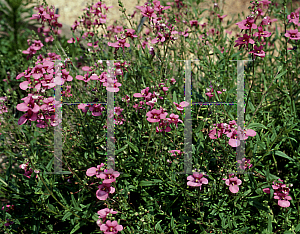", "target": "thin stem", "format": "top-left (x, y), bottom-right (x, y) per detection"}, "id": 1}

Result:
top-left (245, 69), bottom-right (280, 129)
